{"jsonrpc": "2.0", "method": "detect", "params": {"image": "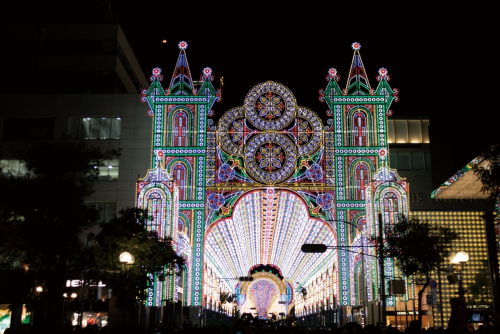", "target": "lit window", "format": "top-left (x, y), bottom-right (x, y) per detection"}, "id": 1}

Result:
top-left (172, 163), bottom-right (187, 199)
top-left (77, 117), bottom-right (121, 139)
top-left (352, 111), bottom-right (367, 146)
top-left (93, 159), bottom-right (119, 181)
top-left (172, 111), bottom-right (188, 146)
top-left (354, 164), bottom-right (369, 200)
top-left (0, 159), bottom-right (28, 177)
